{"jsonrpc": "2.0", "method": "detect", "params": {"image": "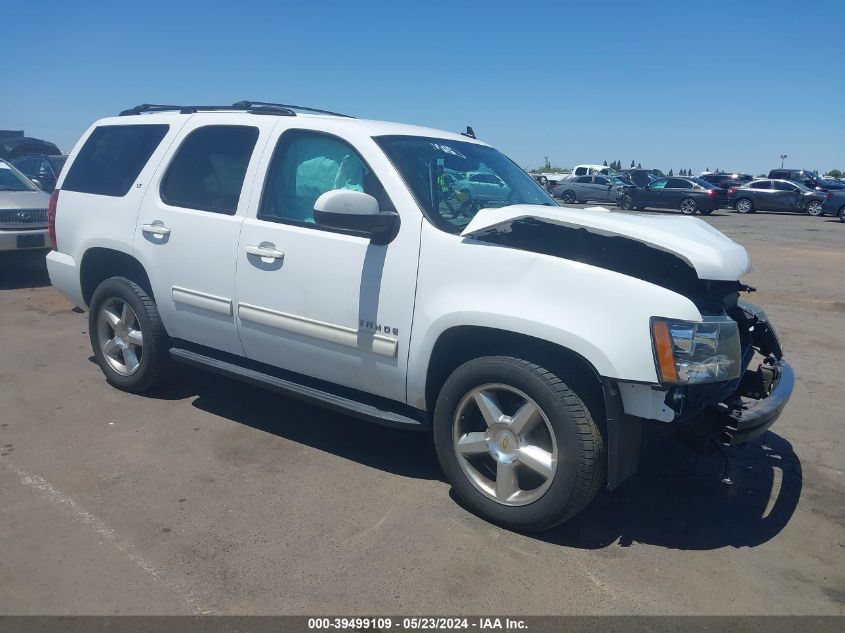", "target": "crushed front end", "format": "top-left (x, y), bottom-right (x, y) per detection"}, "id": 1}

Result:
top-left (660, 285), bottom-right (795, 448)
